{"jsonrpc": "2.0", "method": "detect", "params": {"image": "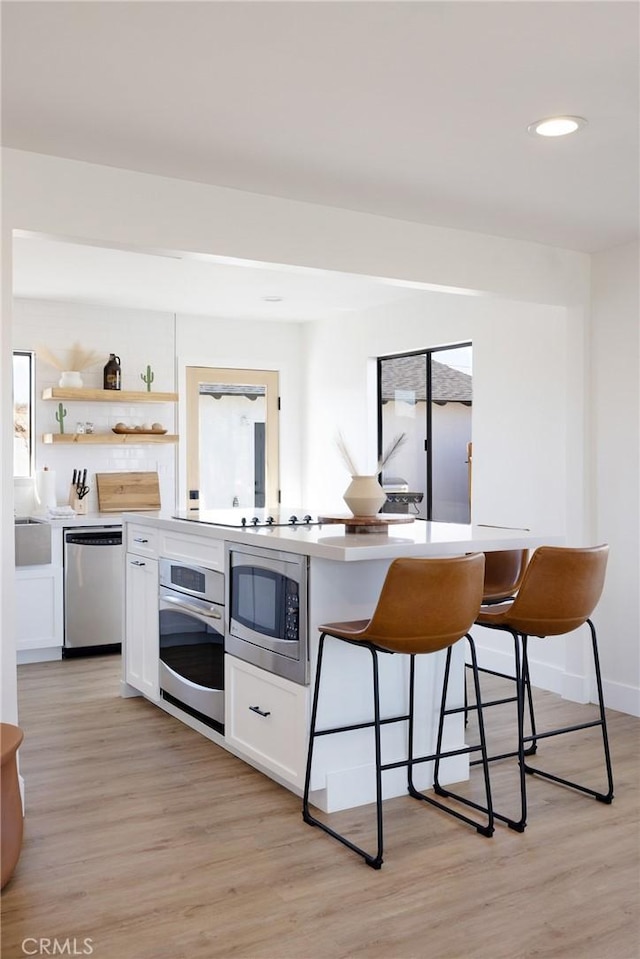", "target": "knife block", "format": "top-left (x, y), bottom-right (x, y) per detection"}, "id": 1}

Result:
top-left (69, 485), bottom-right (88, 514)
